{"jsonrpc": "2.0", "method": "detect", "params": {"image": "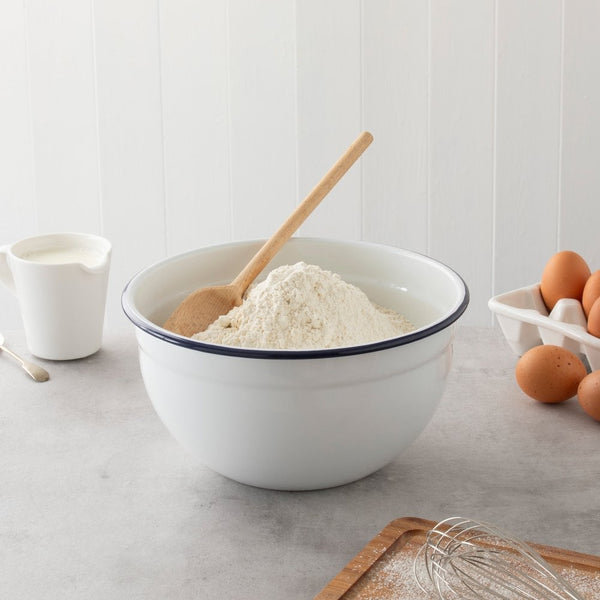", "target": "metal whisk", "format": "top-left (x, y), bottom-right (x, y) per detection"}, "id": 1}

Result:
top-left (414, 517), bottom-right (584, 600)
